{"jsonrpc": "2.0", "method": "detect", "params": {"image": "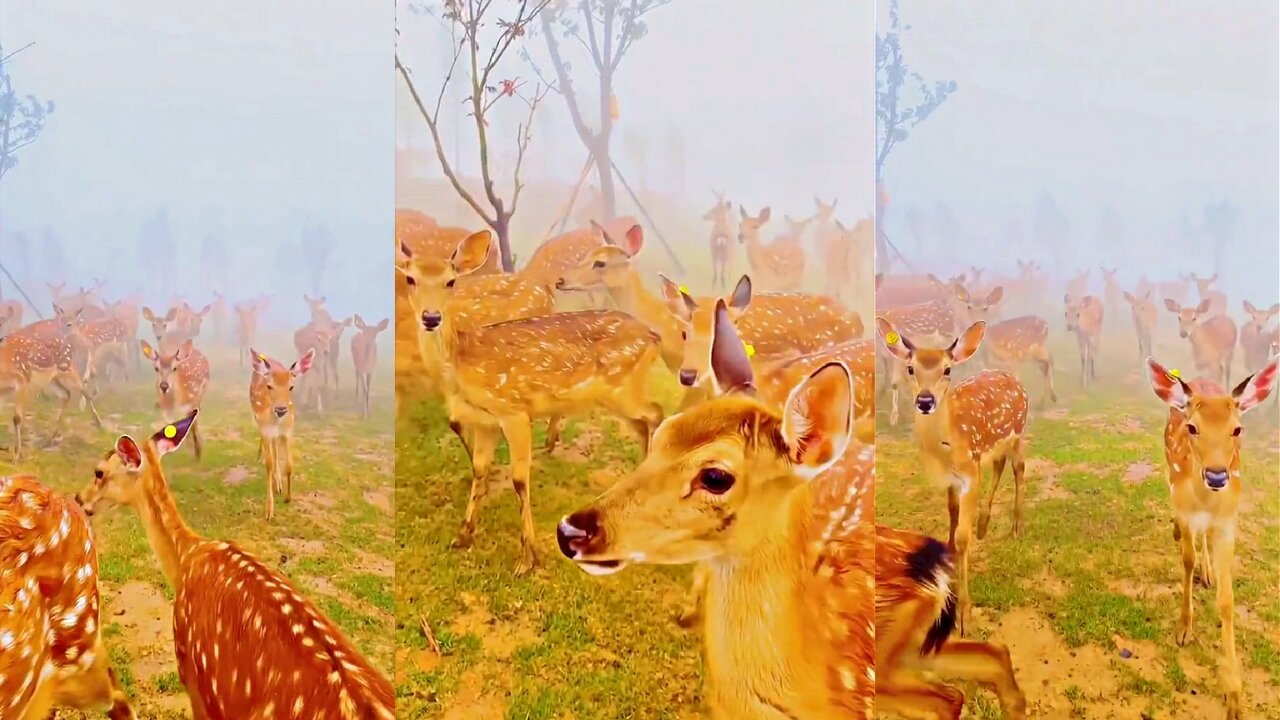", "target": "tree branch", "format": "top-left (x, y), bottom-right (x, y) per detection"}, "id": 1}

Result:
top-left (509, 84), bottom-right (549, 216)
top-left (540, 11), bottom-right (596, 144)
top-left (580, 0), bottom-right (605, 72)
